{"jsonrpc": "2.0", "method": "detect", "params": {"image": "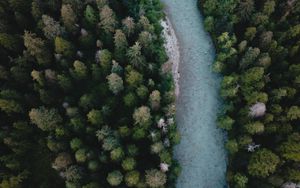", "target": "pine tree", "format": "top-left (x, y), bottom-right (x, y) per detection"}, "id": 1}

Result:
top-left (99, 5), bottom-right (117, 33)
top-left (61, 4), bottom-right (77, 32)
